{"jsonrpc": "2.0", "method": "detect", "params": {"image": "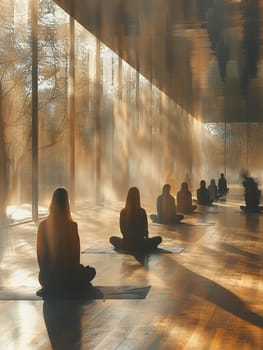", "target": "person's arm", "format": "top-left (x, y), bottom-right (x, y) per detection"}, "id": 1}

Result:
top-left (157, 196), bottom-right (161, 217)
top-left (36, 221), bottom-right (46, 270)
top-left (119, 209), bottom-right (126, 237)
top-left (172, 196), bottom-right (177, 213)
top-left (72, 222), bottom-right (80, 266)
top-left (197, 189), bottom-right (200, 202)
top-left (141, 209), bottom-right (149, 238)
top-left (188, 191), bottom-right (193, 206)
